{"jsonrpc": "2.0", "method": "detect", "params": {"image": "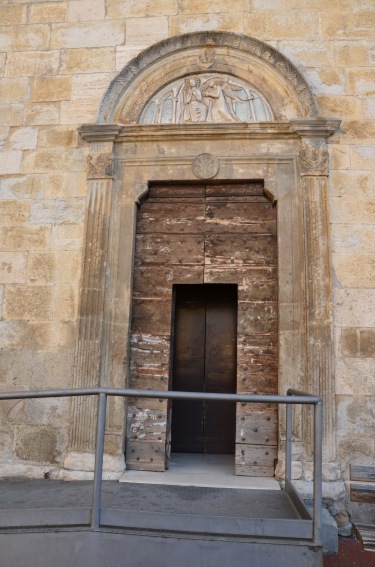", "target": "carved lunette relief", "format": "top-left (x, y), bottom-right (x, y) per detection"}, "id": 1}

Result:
top-left (139, 73), bottom-right (272, 125)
